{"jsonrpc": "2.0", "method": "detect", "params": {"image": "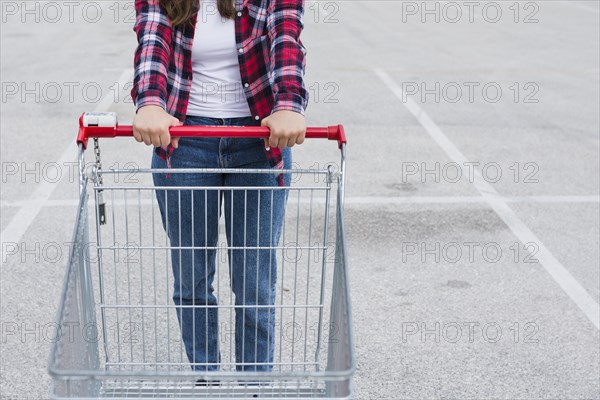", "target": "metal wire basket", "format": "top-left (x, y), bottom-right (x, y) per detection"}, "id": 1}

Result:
top-left (48, 112), bottom-right (354, 399)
